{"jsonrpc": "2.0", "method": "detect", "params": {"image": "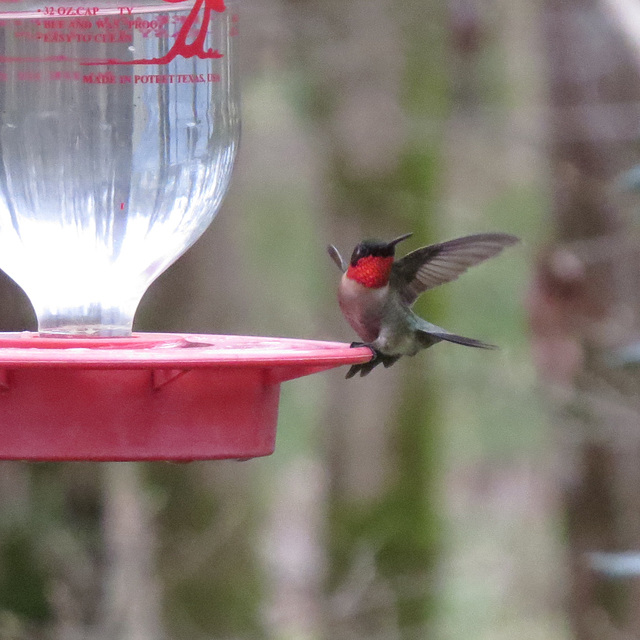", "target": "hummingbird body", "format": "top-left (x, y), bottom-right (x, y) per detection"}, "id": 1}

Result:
top-left (328, 232), bottom-right (519, 377)
top-left (337, 273), bottom-right (388, 344)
